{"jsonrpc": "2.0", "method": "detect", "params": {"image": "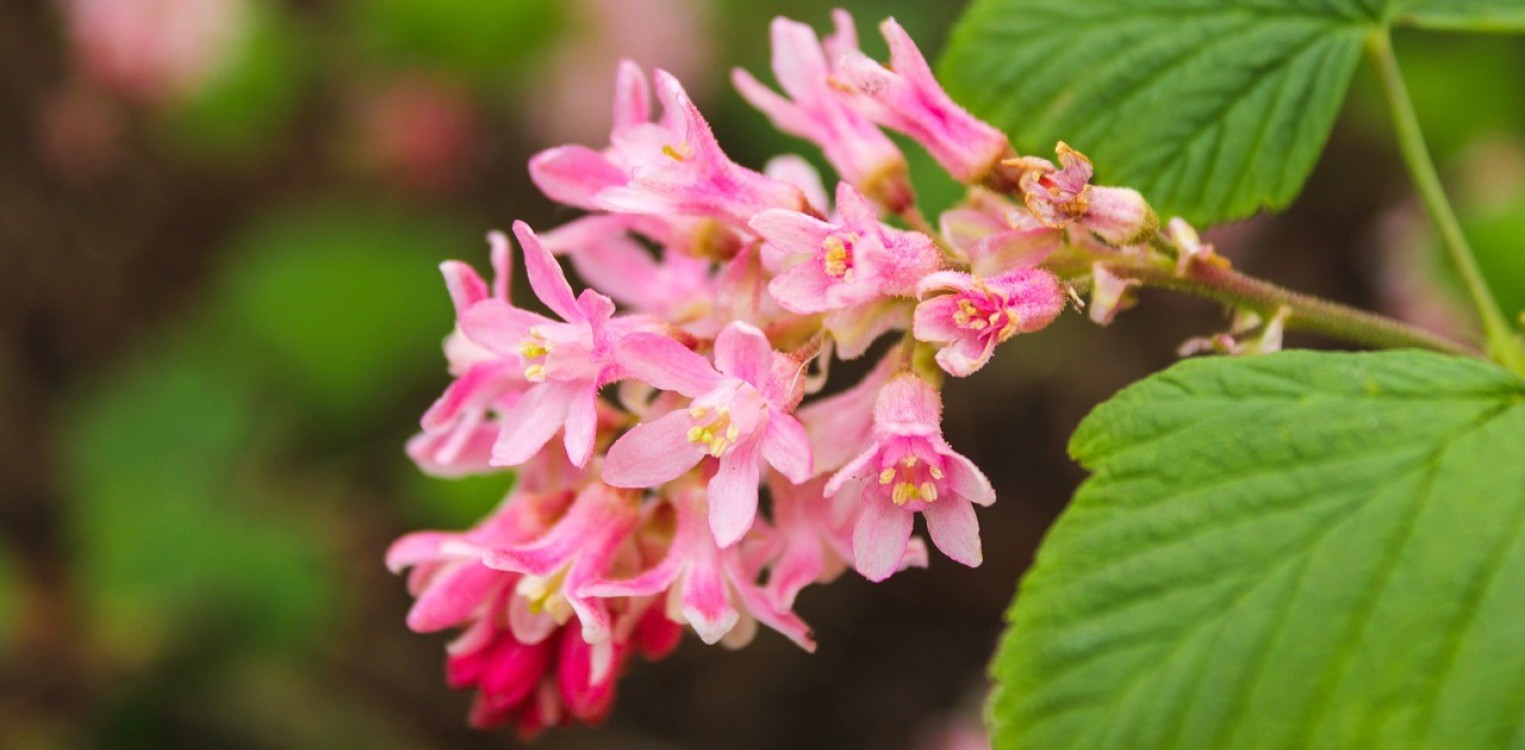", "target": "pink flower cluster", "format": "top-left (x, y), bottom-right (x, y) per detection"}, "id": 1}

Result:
top-left (391, 11), bottom-right (1159, 735)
